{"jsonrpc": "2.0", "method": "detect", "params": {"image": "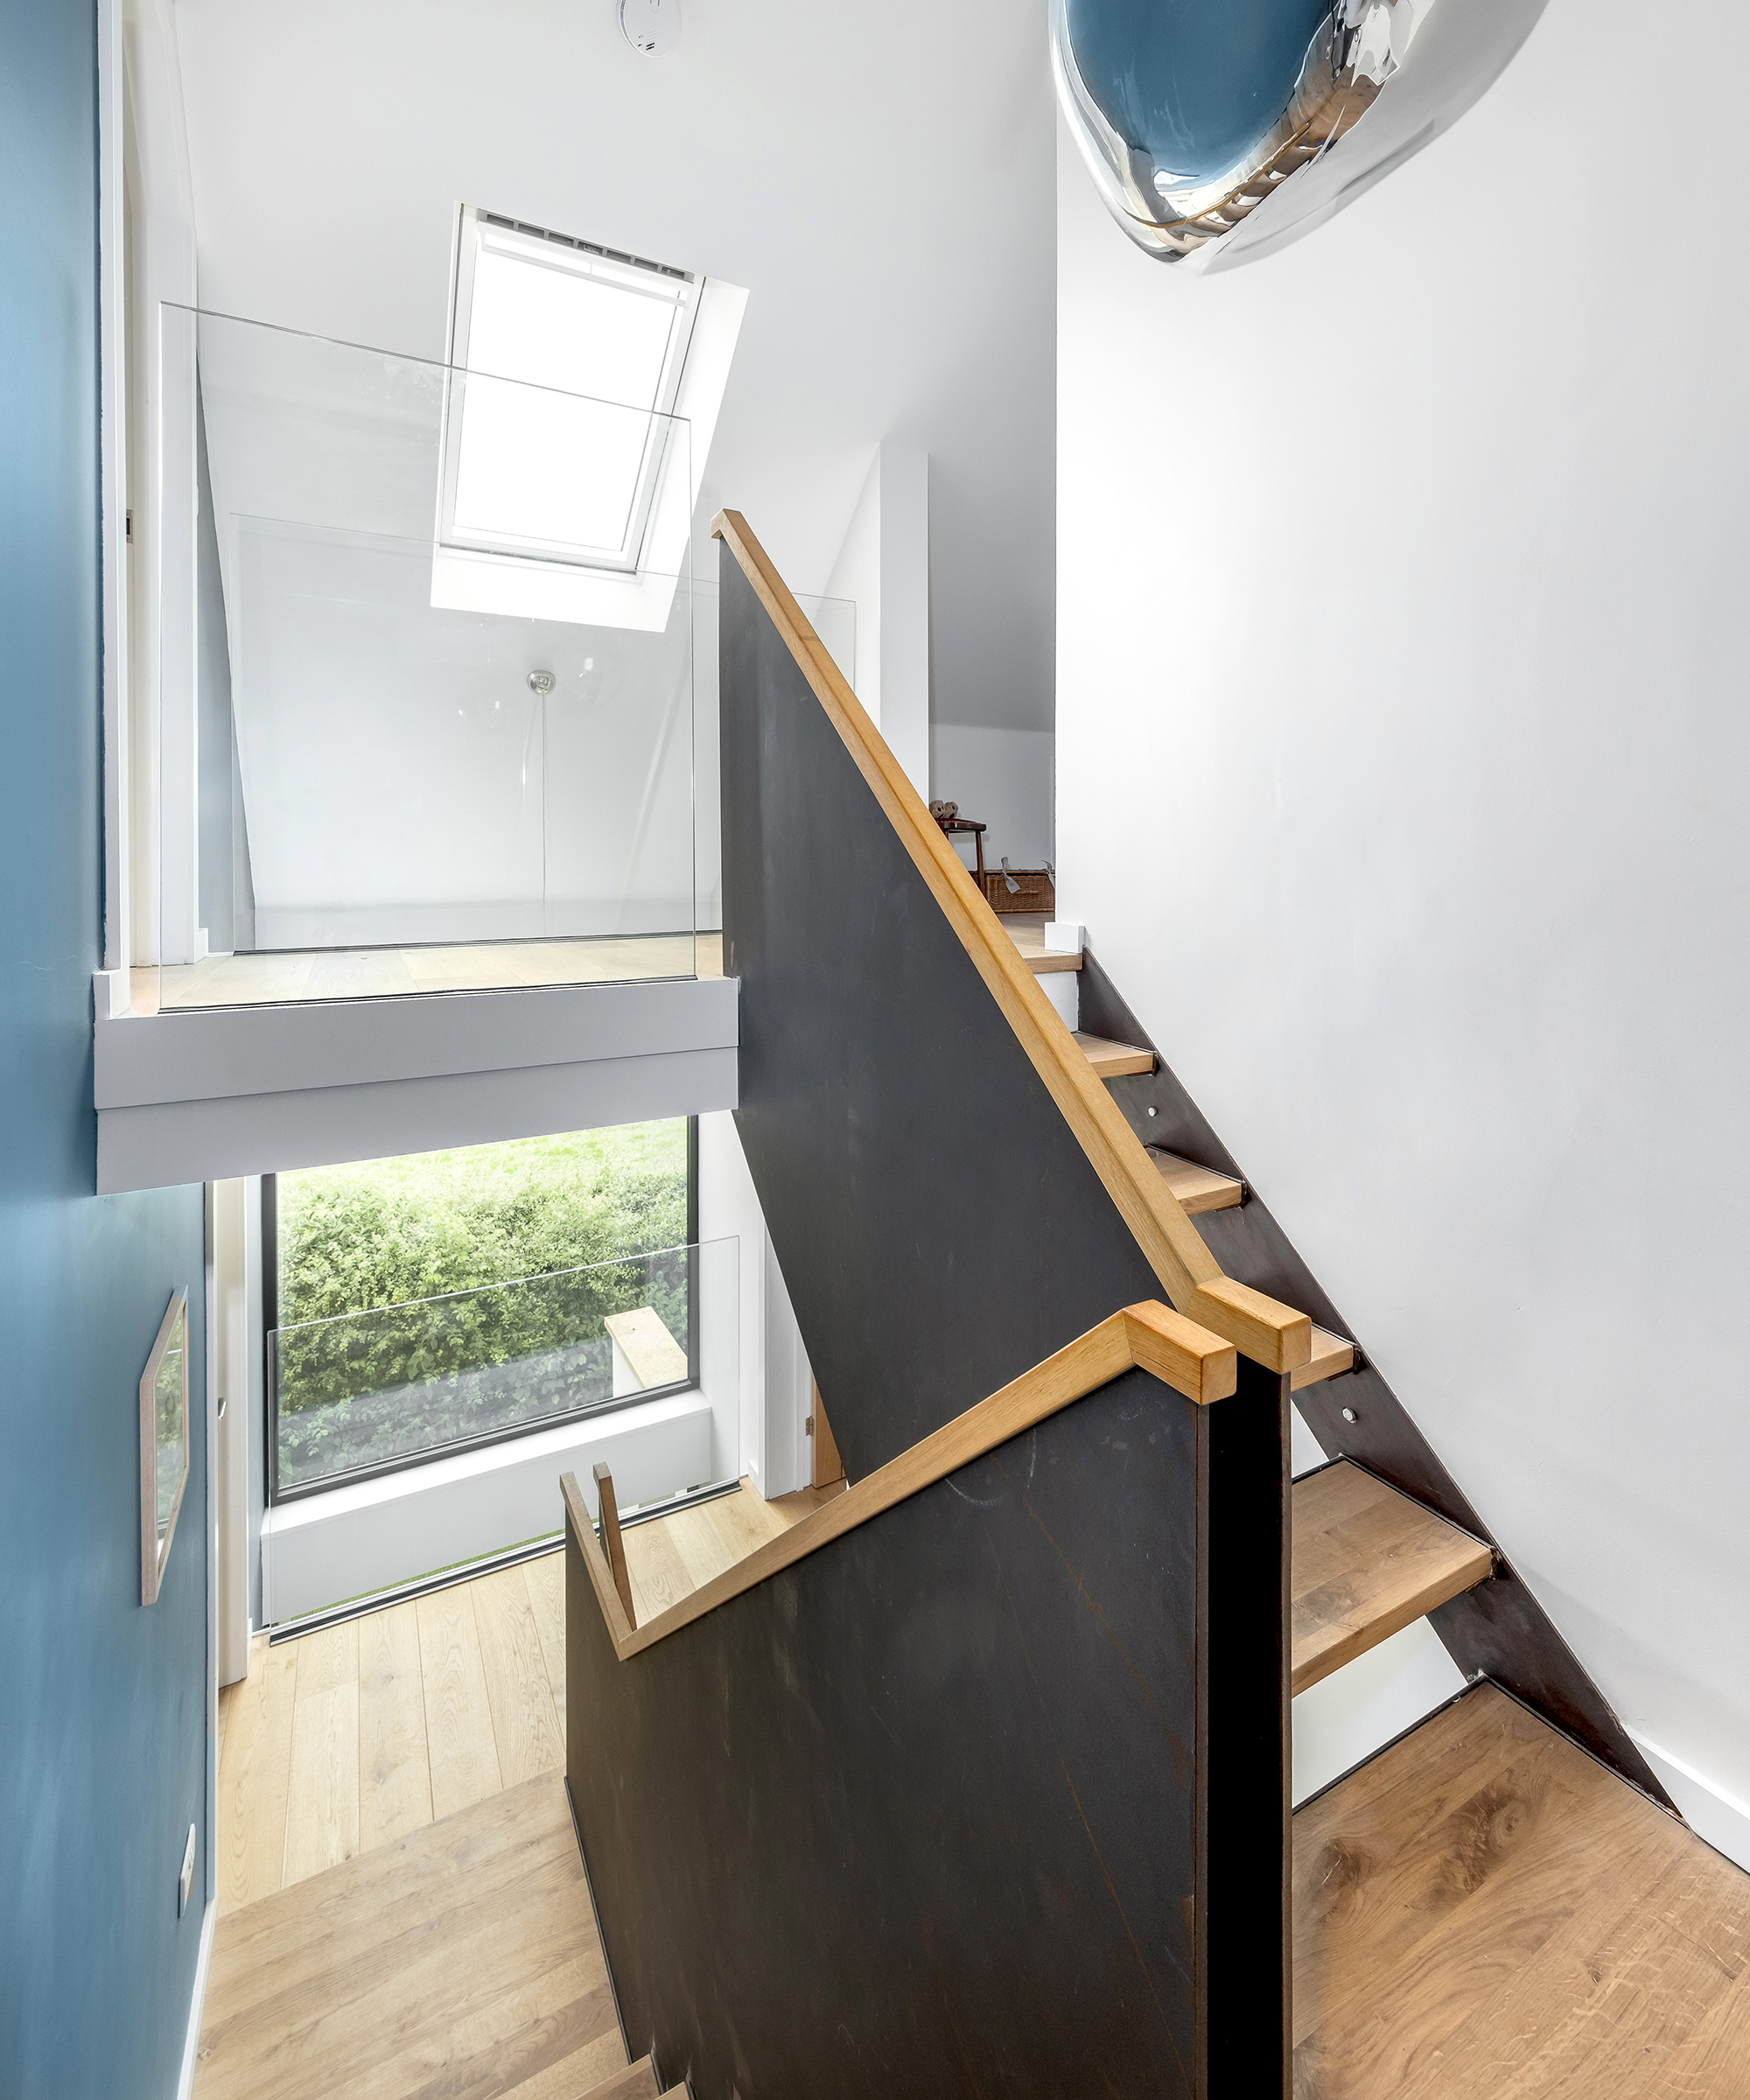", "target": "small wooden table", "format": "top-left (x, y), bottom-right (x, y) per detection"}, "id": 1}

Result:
top-left (935, 815), bottom-right (987, 878)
